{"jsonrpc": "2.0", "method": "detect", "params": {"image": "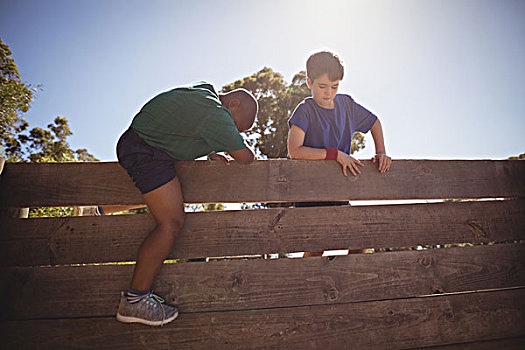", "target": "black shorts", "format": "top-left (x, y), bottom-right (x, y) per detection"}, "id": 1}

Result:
top-left (116, 128), bottom-right (178, 194)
